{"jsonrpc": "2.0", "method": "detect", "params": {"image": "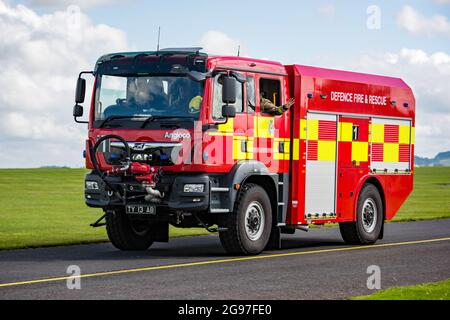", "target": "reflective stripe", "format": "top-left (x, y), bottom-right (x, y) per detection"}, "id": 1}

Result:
top-left (307, 119), bottom-right (319, 141)
top-left (319, 120), bottom-right (337, 141)
top-left (384, 143), bottom-right (400, 162)
top-left (372, 143), bottom-right (384, 162)
top-left (384, 125), bottom-right (399, 143)
top-left (218, 118), bottom-right (234, 133)
top-left (352, 142), bottom-right (369, 162)
top-left (318, 140), bottom-right (336, 161)
top-left (307, 140), bottom-right (318, 161)
top-left (255, 117), bottom-right (275, 139)
top-left (300, 119), bottom-right (307, 140)
top-left (399, 125), bottom-right (411, 144)
top-left (371, 123), bottom-right (385, 143)
top-left (399, 144), bottom-right (410, 163)
top-left (339, 122), bottom-right (353, 142)
top-left (293, 139), bottom-right (300, 161)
